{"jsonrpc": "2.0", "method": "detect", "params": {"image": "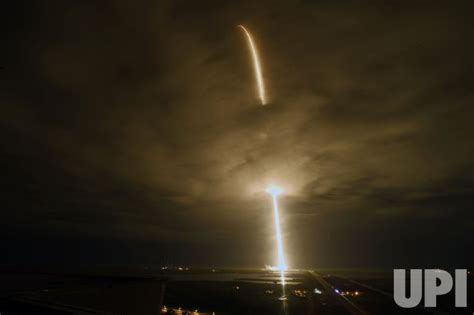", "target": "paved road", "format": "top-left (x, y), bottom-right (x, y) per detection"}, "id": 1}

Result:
top-left (308, 270), bottom-right (368, 315)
